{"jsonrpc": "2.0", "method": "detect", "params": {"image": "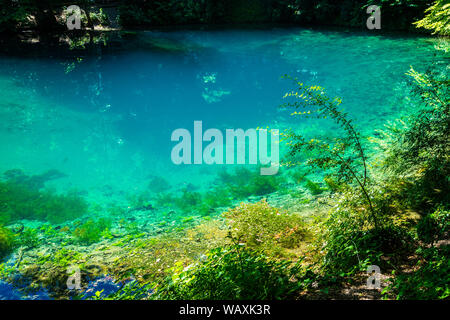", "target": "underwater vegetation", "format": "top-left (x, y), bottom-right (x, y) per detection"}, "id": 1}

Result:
top-left (0, 1), bottom-right (447, 302)
top-left (18, 227), bottom-right (40, 249)
top-left (147, 176), bottom-right (171, 193)
top-left (0, 169), bottom-right (88, 224)
top-left (223, 200), bottom-right (307, 252)
top-left (218, 167), bottom-right (285, 199)
top-left (73, 218), bottom-right (112, 245)
top-left (0, 227), bottom-right (14, 261)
